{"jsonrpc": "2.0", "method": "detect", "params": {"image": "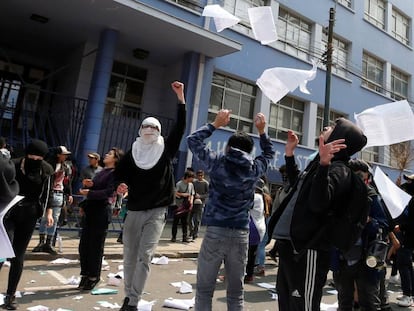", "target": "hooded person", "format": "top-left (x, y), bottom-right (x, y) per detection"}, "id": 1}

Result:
top-left (114, 81), bottom-right (187, 311)
top-left (269, 117), bottom-right (367, 311)
top-left (0, 139), bottom-right (54, 310)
